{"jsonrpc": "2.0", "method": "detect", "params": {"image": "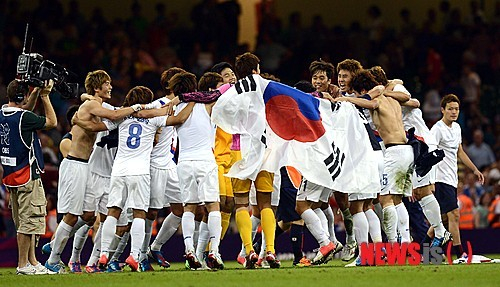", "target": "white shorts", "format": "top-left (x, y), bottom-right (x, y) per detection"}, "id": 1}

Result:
top-left (249, 173), bottom-right (280, 206)
top-left (57, 158), bottom-right (89, 215)
top-left (349, 150), bottom-right (383, 201)
top-left (412, 166), bottom-right (436, 189)
top-left (297, 179), bottom-right (332, 203)
top-left (380, 145), bottom-right (414, 196)
top-left (349, 192), bottom-right (377, 201)
top-left (150, 166), bottom-right (182, 209)
top-left (86, 172), bottom-right (110, 215)
top-left (108, 175), bottom-right (150, 211)
top-left (177, 160), bottom-right (219, 204)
